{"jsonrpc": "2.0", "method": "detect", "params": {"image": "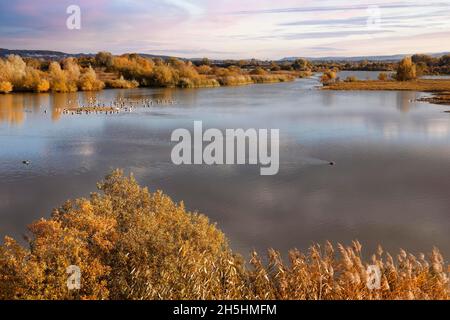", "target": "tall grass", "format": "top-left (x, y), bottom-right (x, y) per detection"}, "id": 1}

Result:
top-left (247, 242), bottom-right (448, 300)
